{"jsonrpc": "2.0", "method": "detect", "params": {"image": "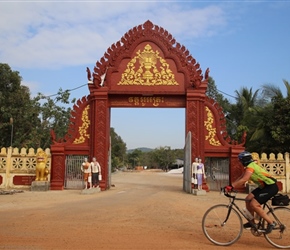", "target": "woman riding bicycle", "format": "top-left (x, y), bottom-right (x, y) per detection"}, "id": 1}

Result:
top-left (225, 151), bottom-right (279, 234)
